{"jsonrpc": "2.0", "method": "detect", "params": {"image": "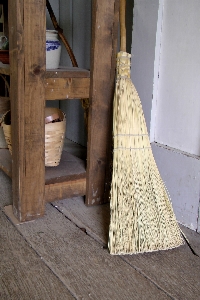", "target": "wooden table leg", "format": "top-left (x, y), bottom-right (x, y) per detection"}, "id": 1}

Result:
top-left (86, 0), bottom-right (120, 205)
top-left (8, 0), bottom-right (46, 222)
